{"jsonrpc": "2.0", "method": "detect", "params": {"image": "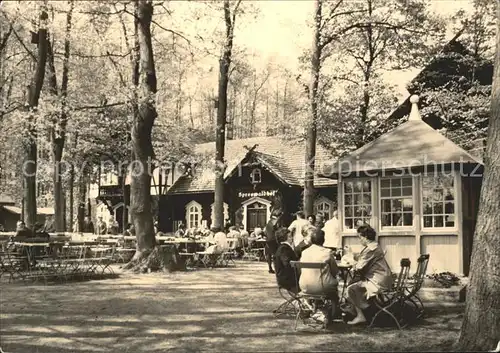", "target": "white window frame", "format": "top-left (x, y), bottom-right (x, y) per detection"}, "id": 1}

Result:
top-left (378, 175), bottom-right (415, 230)
top-left (420, 172), bottom-right (458, 232)
top-left (342, 178), bottom-right (374, 233)
top-left (314, 196), bottom-right (334, 220)
top-left (185, 200), bottom-right (203, 230)
top-left (250, 168), bottom-right (262, 184)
